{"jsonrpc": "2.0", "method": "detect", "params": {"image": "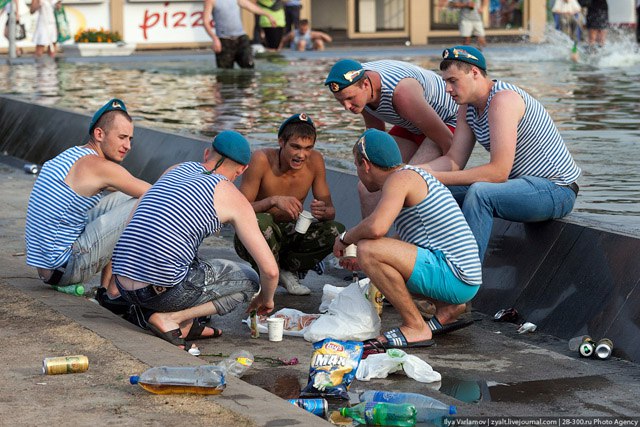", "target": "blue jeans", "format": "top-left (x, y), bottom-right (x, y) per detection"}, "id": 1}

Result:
top-left (449, 176), bottom-right (577, 261)
top-left (116, 258), bottom-right (259, 315)
top-left (59, 192), bottom-right (135, 285)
